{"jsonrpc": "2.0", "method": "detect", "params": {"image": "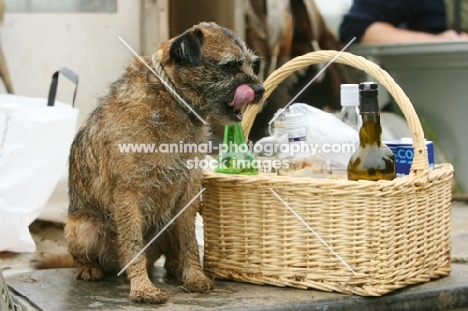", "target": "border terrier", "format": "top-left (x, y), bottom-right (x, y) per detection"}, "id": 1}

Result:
top-left (64, 22), bottom-right (264, 303)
